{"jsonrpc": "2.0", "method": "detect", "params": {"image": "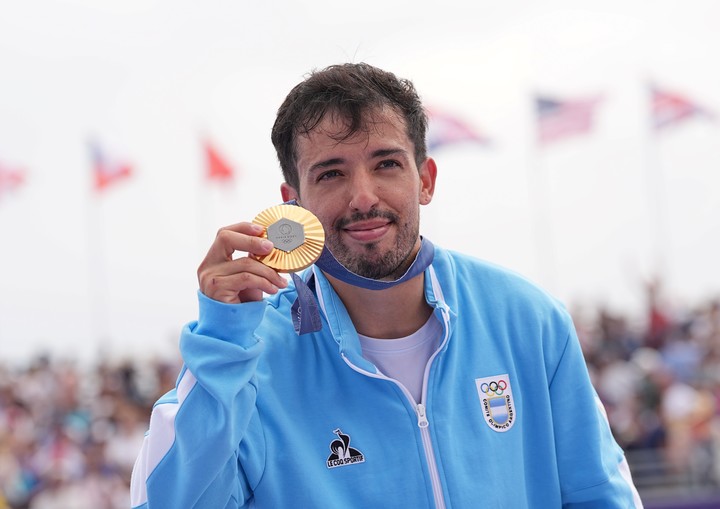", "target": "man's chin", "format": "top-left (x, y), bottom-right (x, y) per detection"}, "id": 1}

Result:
top-left (329, 237), bottom-right (415, 279)
top-left (347, 255), bottom-right (409, 280)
